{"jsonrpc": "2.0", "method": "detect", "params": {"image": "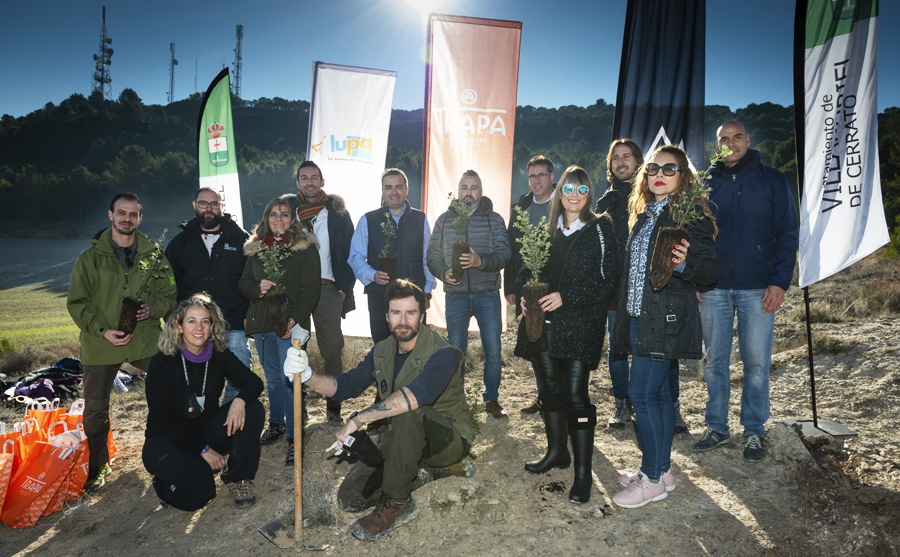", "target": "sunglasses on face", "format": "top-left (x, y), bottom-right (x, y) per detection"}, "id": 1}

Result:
top-left (646, 163), bottom-right (680, 176)
top-left (561, 183), bottom-right (590, 196)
